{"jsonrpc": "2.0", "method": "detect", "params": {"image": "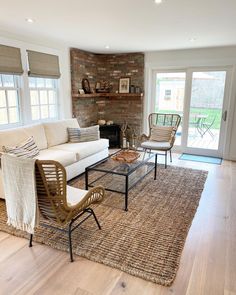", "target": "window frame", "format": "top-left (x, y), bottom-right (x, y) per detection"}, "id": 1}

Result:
top-left (28, 77), bottom-right (60, 122)
top-left (0, 74), bottom-right (22, 129)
